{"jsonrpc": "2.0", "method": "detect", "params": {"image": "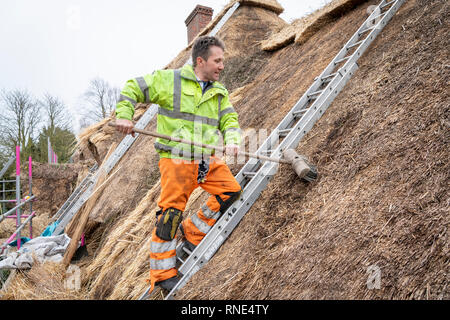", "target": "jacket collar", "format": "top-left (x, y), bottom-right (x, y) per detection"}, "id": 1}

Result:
top-left (180, 64), bottom-right (226, 92)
